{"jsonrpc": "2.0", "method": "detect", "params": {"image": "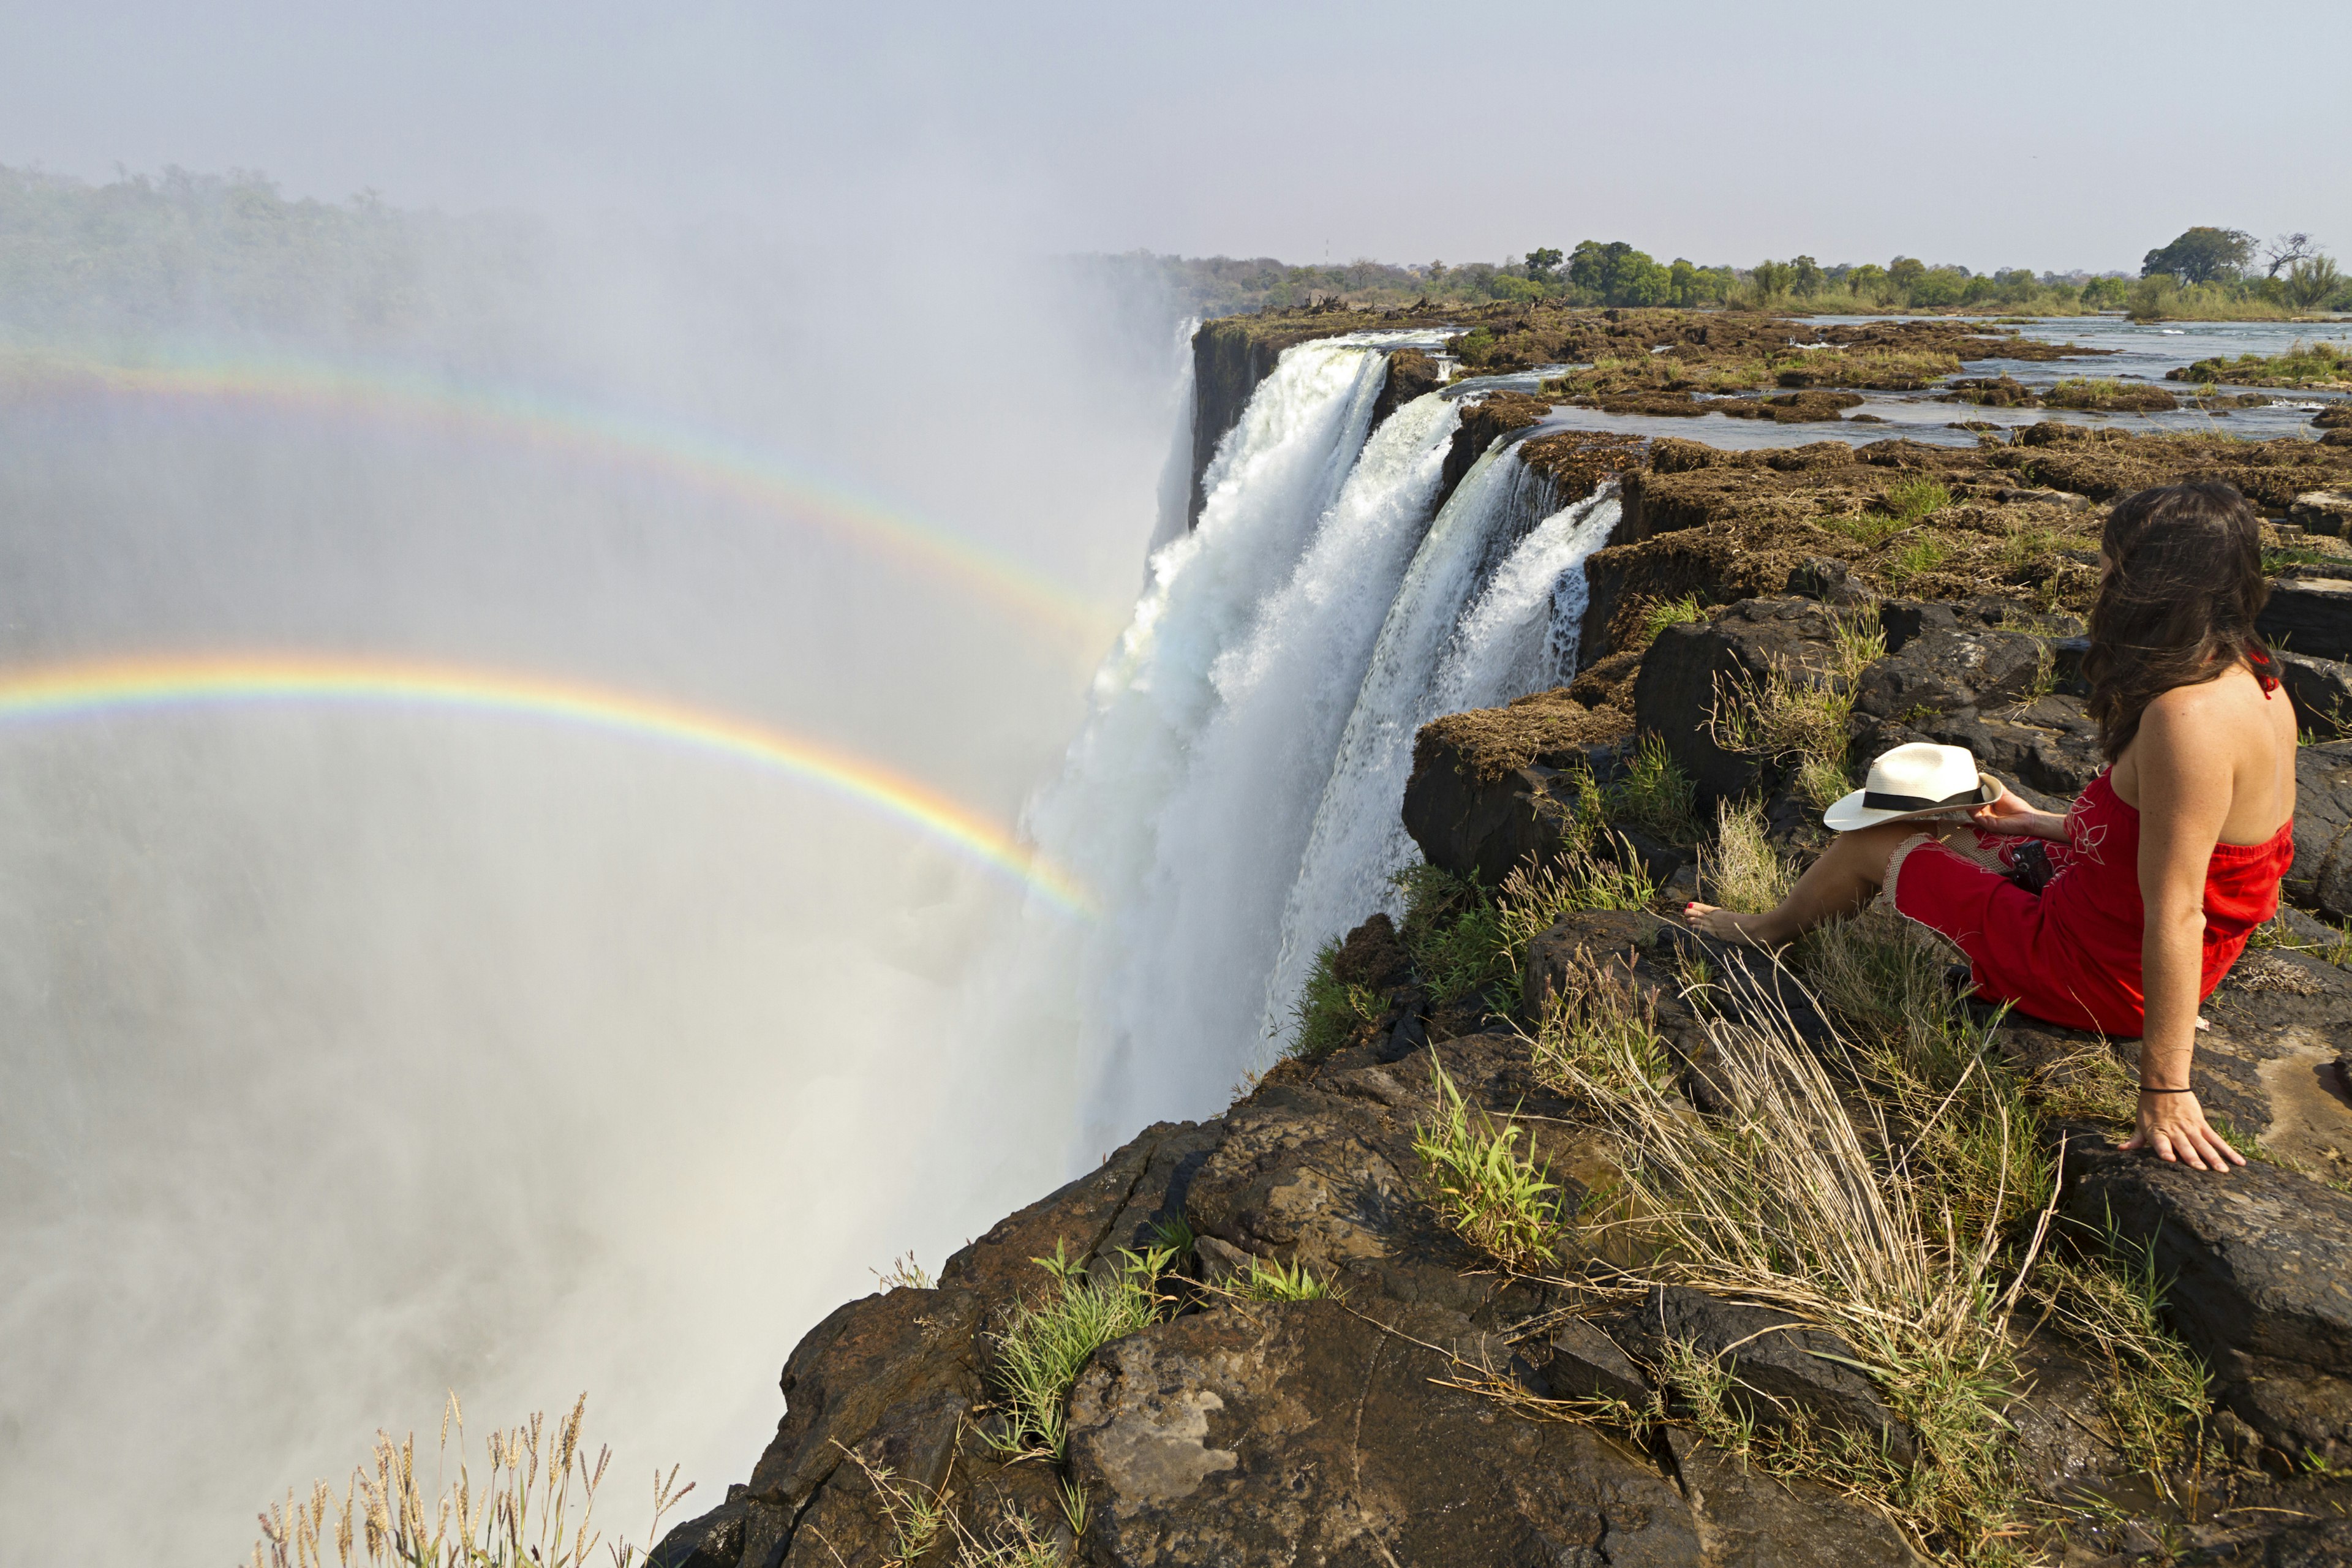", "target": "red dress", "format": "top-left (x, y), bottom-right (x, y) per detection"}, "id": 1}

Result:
top-left (1890, 765), bottom-right (2294, 1038)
